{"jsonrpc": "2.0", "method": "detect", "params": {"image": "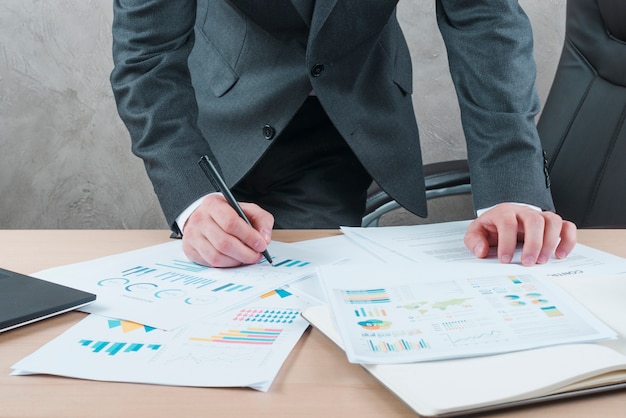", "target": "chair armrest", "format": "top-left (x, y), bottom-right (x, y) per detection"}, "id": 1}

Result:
top-left (362, 159), bottom-right (471, 227)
